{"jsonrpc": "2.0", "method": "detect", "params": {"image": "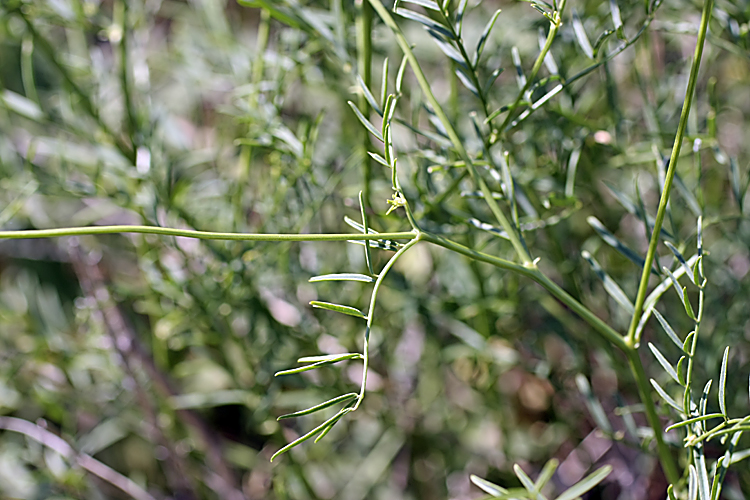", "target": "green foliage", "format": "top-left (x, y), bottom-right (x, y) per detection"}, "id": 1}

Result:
top-left (0, 0), bottom-right (749, 498)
